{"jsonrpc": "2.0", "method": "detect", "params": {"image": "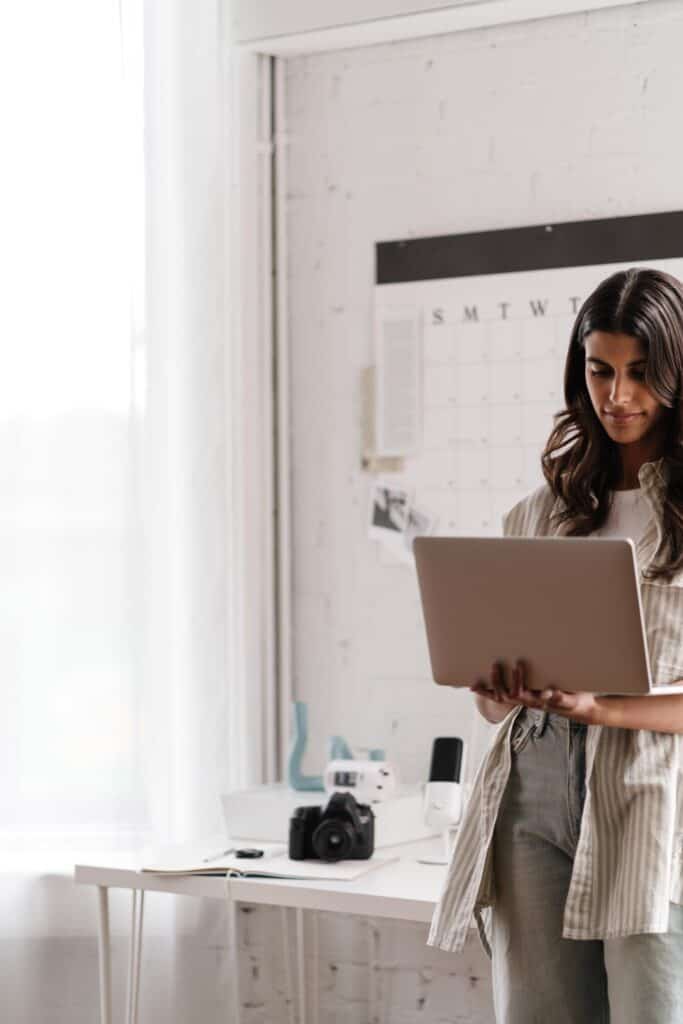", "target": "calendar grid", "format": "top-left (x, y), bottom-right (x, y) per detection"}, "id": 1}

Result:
top-left (376, 256), bottom-right (683, 537)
